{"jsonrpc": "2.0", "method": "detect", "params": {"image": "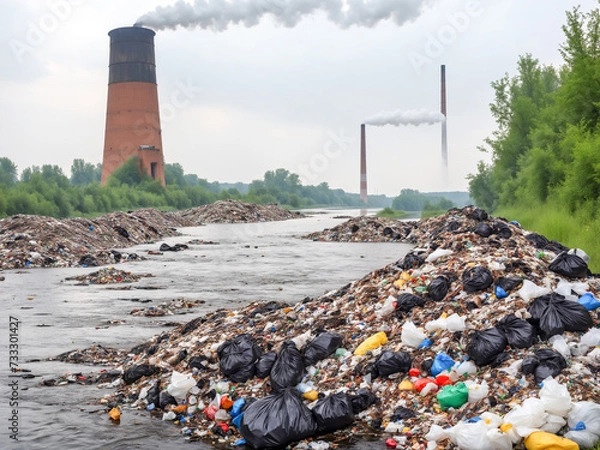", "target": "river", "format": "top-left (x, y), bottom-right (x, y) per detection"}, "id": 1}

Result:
top-left (0, 209), bottom-right (413, 450)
